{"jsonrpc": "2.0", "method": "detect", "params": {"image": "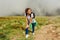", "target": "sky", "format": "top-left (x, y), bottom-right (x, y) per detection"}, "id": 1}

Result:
top-left (0, 0), bottom-right (60, 16)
